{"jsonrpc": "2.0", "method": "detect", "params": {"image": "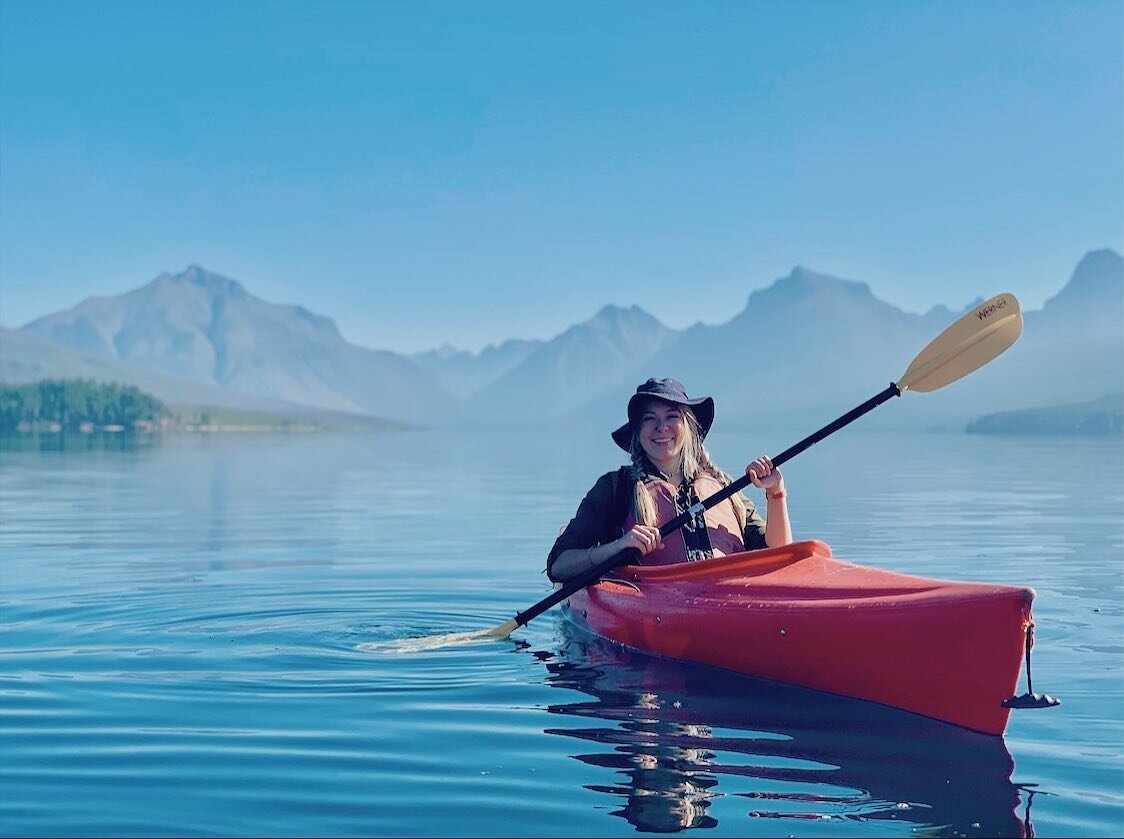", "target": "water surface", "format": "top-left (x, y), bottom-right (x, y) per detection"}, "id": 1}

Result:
top-left (1, 429), bottom-right (1121, 836)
